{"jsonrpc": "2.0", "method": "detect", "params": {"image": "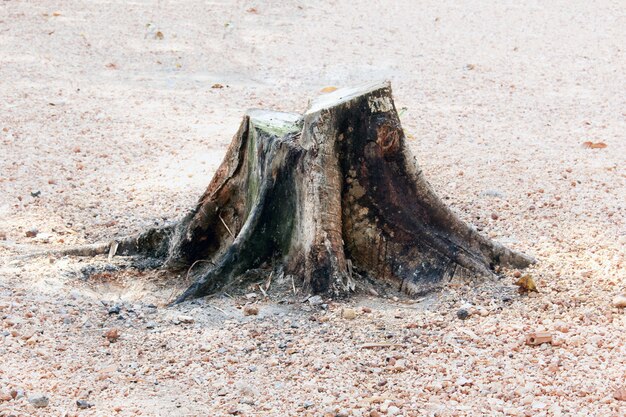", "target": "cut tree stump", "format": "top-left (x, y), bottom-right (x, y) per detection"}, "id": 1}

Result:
top-left (38, 81), bottom-right (535, 302)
